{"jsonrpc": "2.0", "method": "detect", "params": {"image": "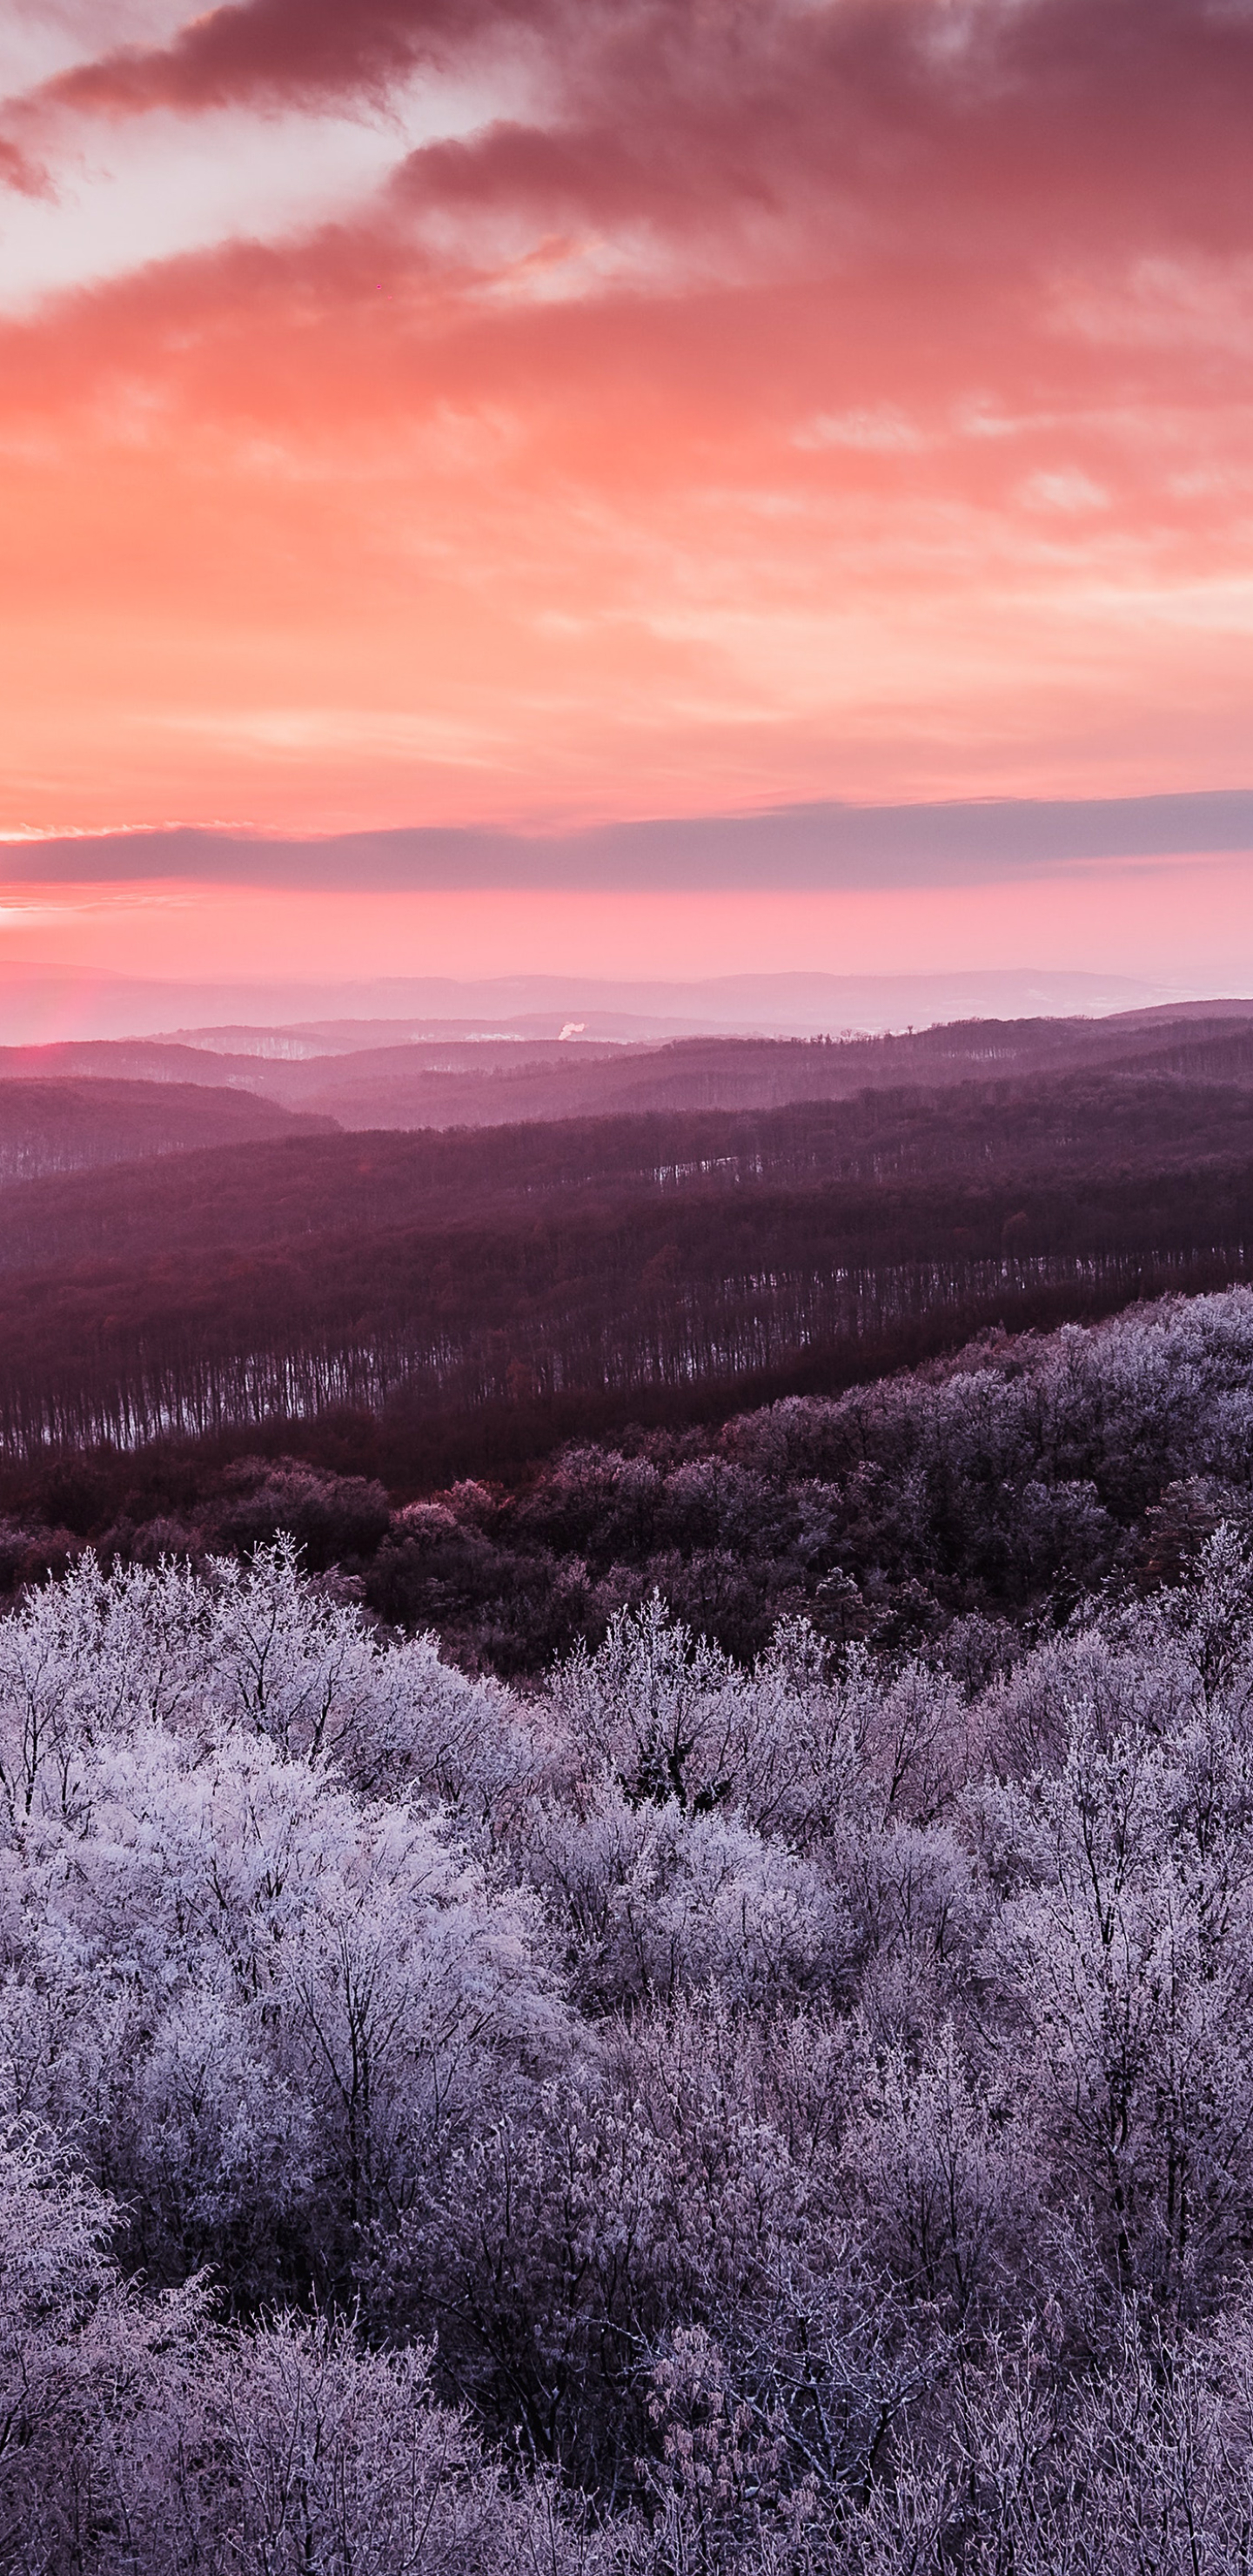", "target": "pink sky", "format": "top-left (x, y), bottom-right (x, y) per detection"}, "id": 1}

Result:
top-left (3, 0), bottom-right (1253, 986)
